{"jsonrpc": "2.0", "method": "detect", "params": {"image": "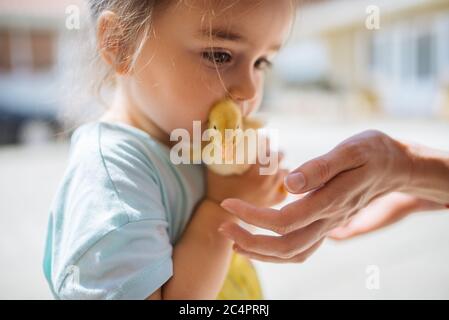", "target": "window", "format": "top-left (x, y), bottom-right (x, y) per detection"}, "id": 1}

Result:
top-left (0, 28), bottom-right (55, 74)
top-left (400, 32), bottom-right (413, 81)
top-left (30, 30), bottom-right (55, 71)
top-left (416, 32), bottom-right (434, 79)
top-left (0, 29), bottom-right (11, 72)
top-left (368, 32), bottom-right (393, 77)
